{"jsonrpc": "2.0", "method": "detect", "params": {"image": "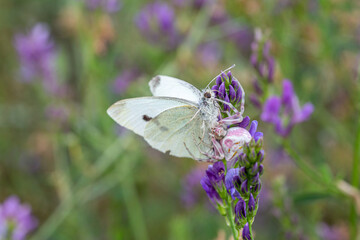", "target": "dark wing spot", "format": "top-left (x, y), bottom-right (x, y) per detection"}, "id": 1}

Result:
top-left (143, 115), bottom-right (153, 121)
top-left (160, 126), bottom-right (169, 131)
top-left (151, 76), bottom-right (161, 89)
top-left (165, 150), bottom-right (171, 155)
